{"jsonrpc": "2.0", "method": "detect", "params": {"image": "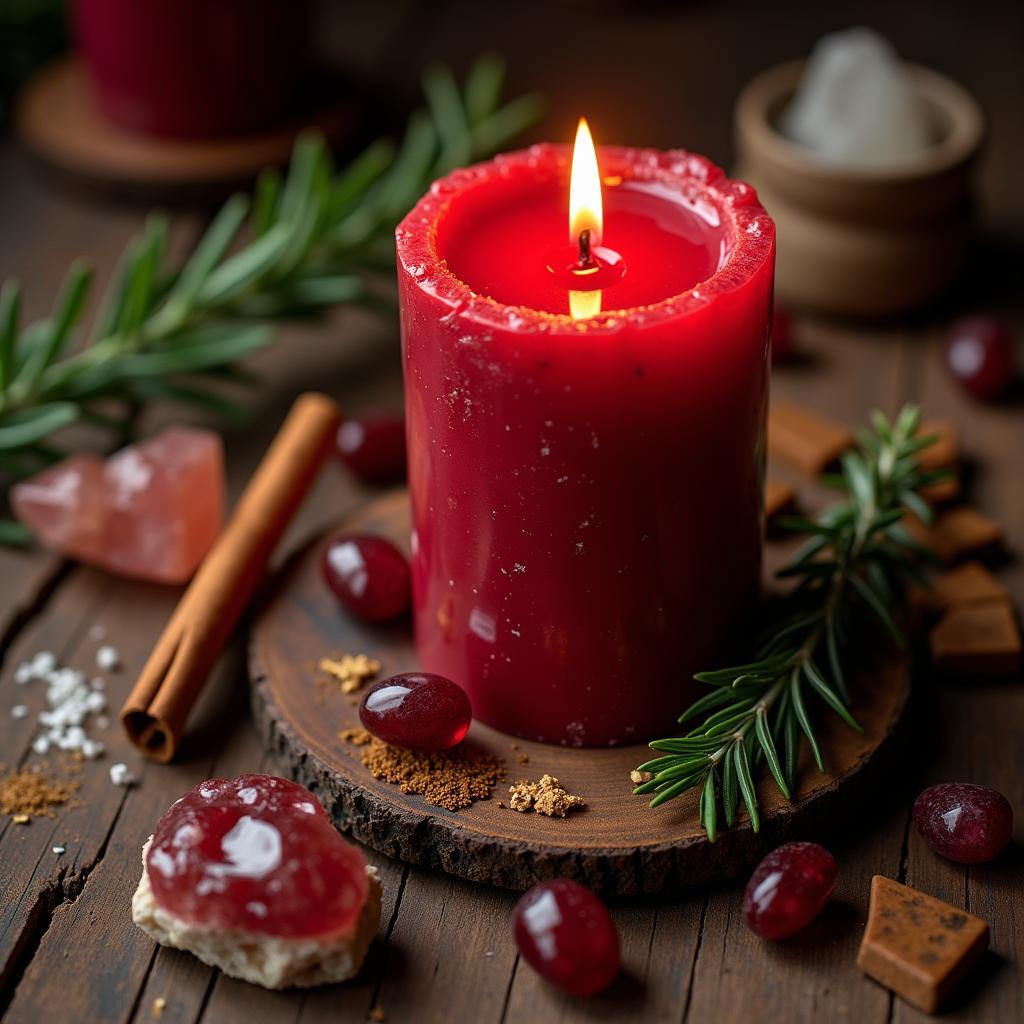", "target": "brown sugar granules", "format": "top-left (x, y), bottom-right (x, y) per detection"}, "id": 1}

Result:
top-left (343, 733), bottom-right (504, 811)
top-left (340, 727), bottom-right (372, 746)
top-left (508, 774), bottom-right (586, 817)
top-left (319, 653), bottom-right (381, 694)
top-left (0, 766), bottom-right (78, 821)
